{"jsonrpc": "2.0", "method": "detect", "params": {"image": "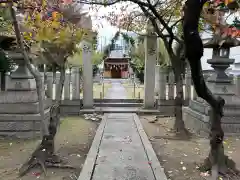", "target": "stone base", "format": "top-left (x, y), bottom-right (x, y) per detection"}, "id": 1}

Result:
top-left (157, 99), bottom-right (175, 116)
top-left (60, 99), bottom-right (82, 115)
top-left (183, 97), bottom-right (240, 136)
top-left (0, 98), bottom-right (52, 139)
top-left (157, 99), bottom-right (189, 116)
